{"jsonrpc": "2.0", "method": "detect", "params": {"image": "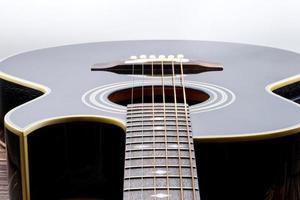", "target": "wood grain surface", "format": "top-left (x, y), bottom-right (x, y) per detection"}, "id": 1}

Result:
top-left (0, 145), bottom-right (9, 200)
